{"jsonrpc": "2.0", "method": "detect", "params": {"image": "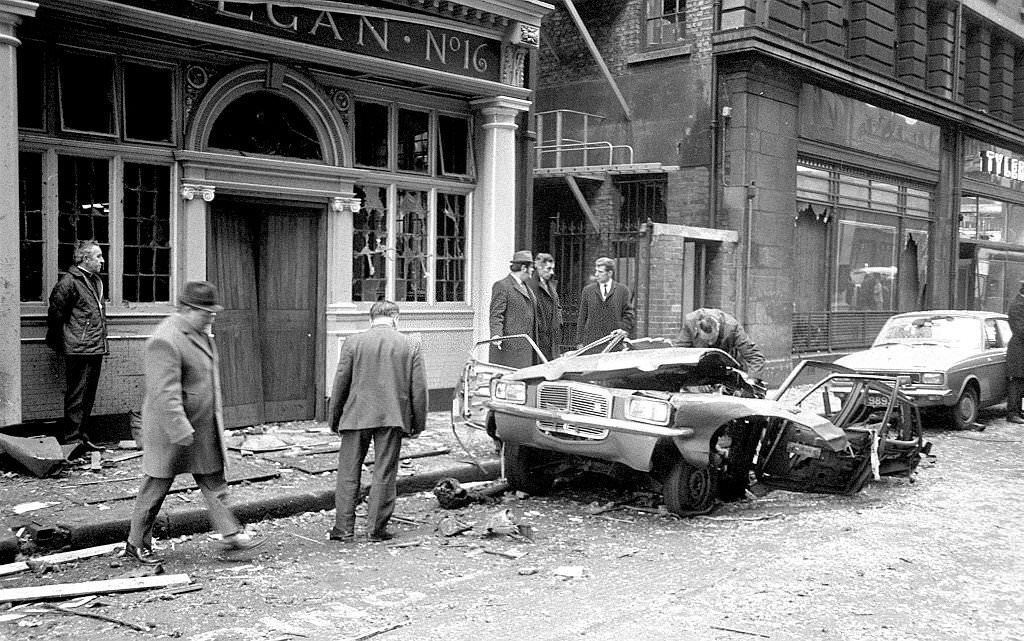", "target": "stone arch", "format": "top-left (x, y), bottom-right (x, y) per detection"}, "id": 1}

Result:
top-left (186, 64), bottom-right (348, 166)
